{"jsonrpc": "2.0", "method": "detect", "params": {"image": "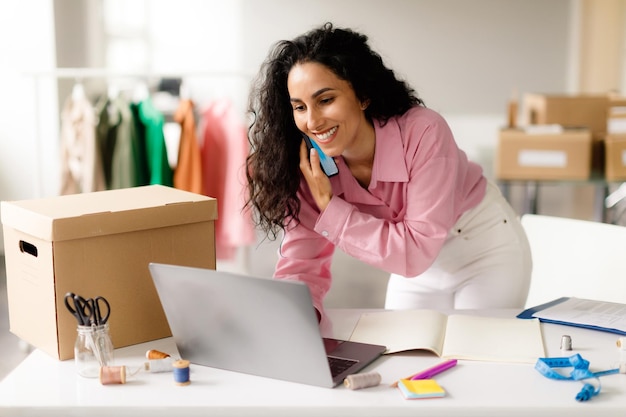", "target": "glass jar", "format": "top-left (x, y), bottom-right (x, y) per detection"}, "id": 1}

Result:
top-left (74, 324), bottom-right (114, 378)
